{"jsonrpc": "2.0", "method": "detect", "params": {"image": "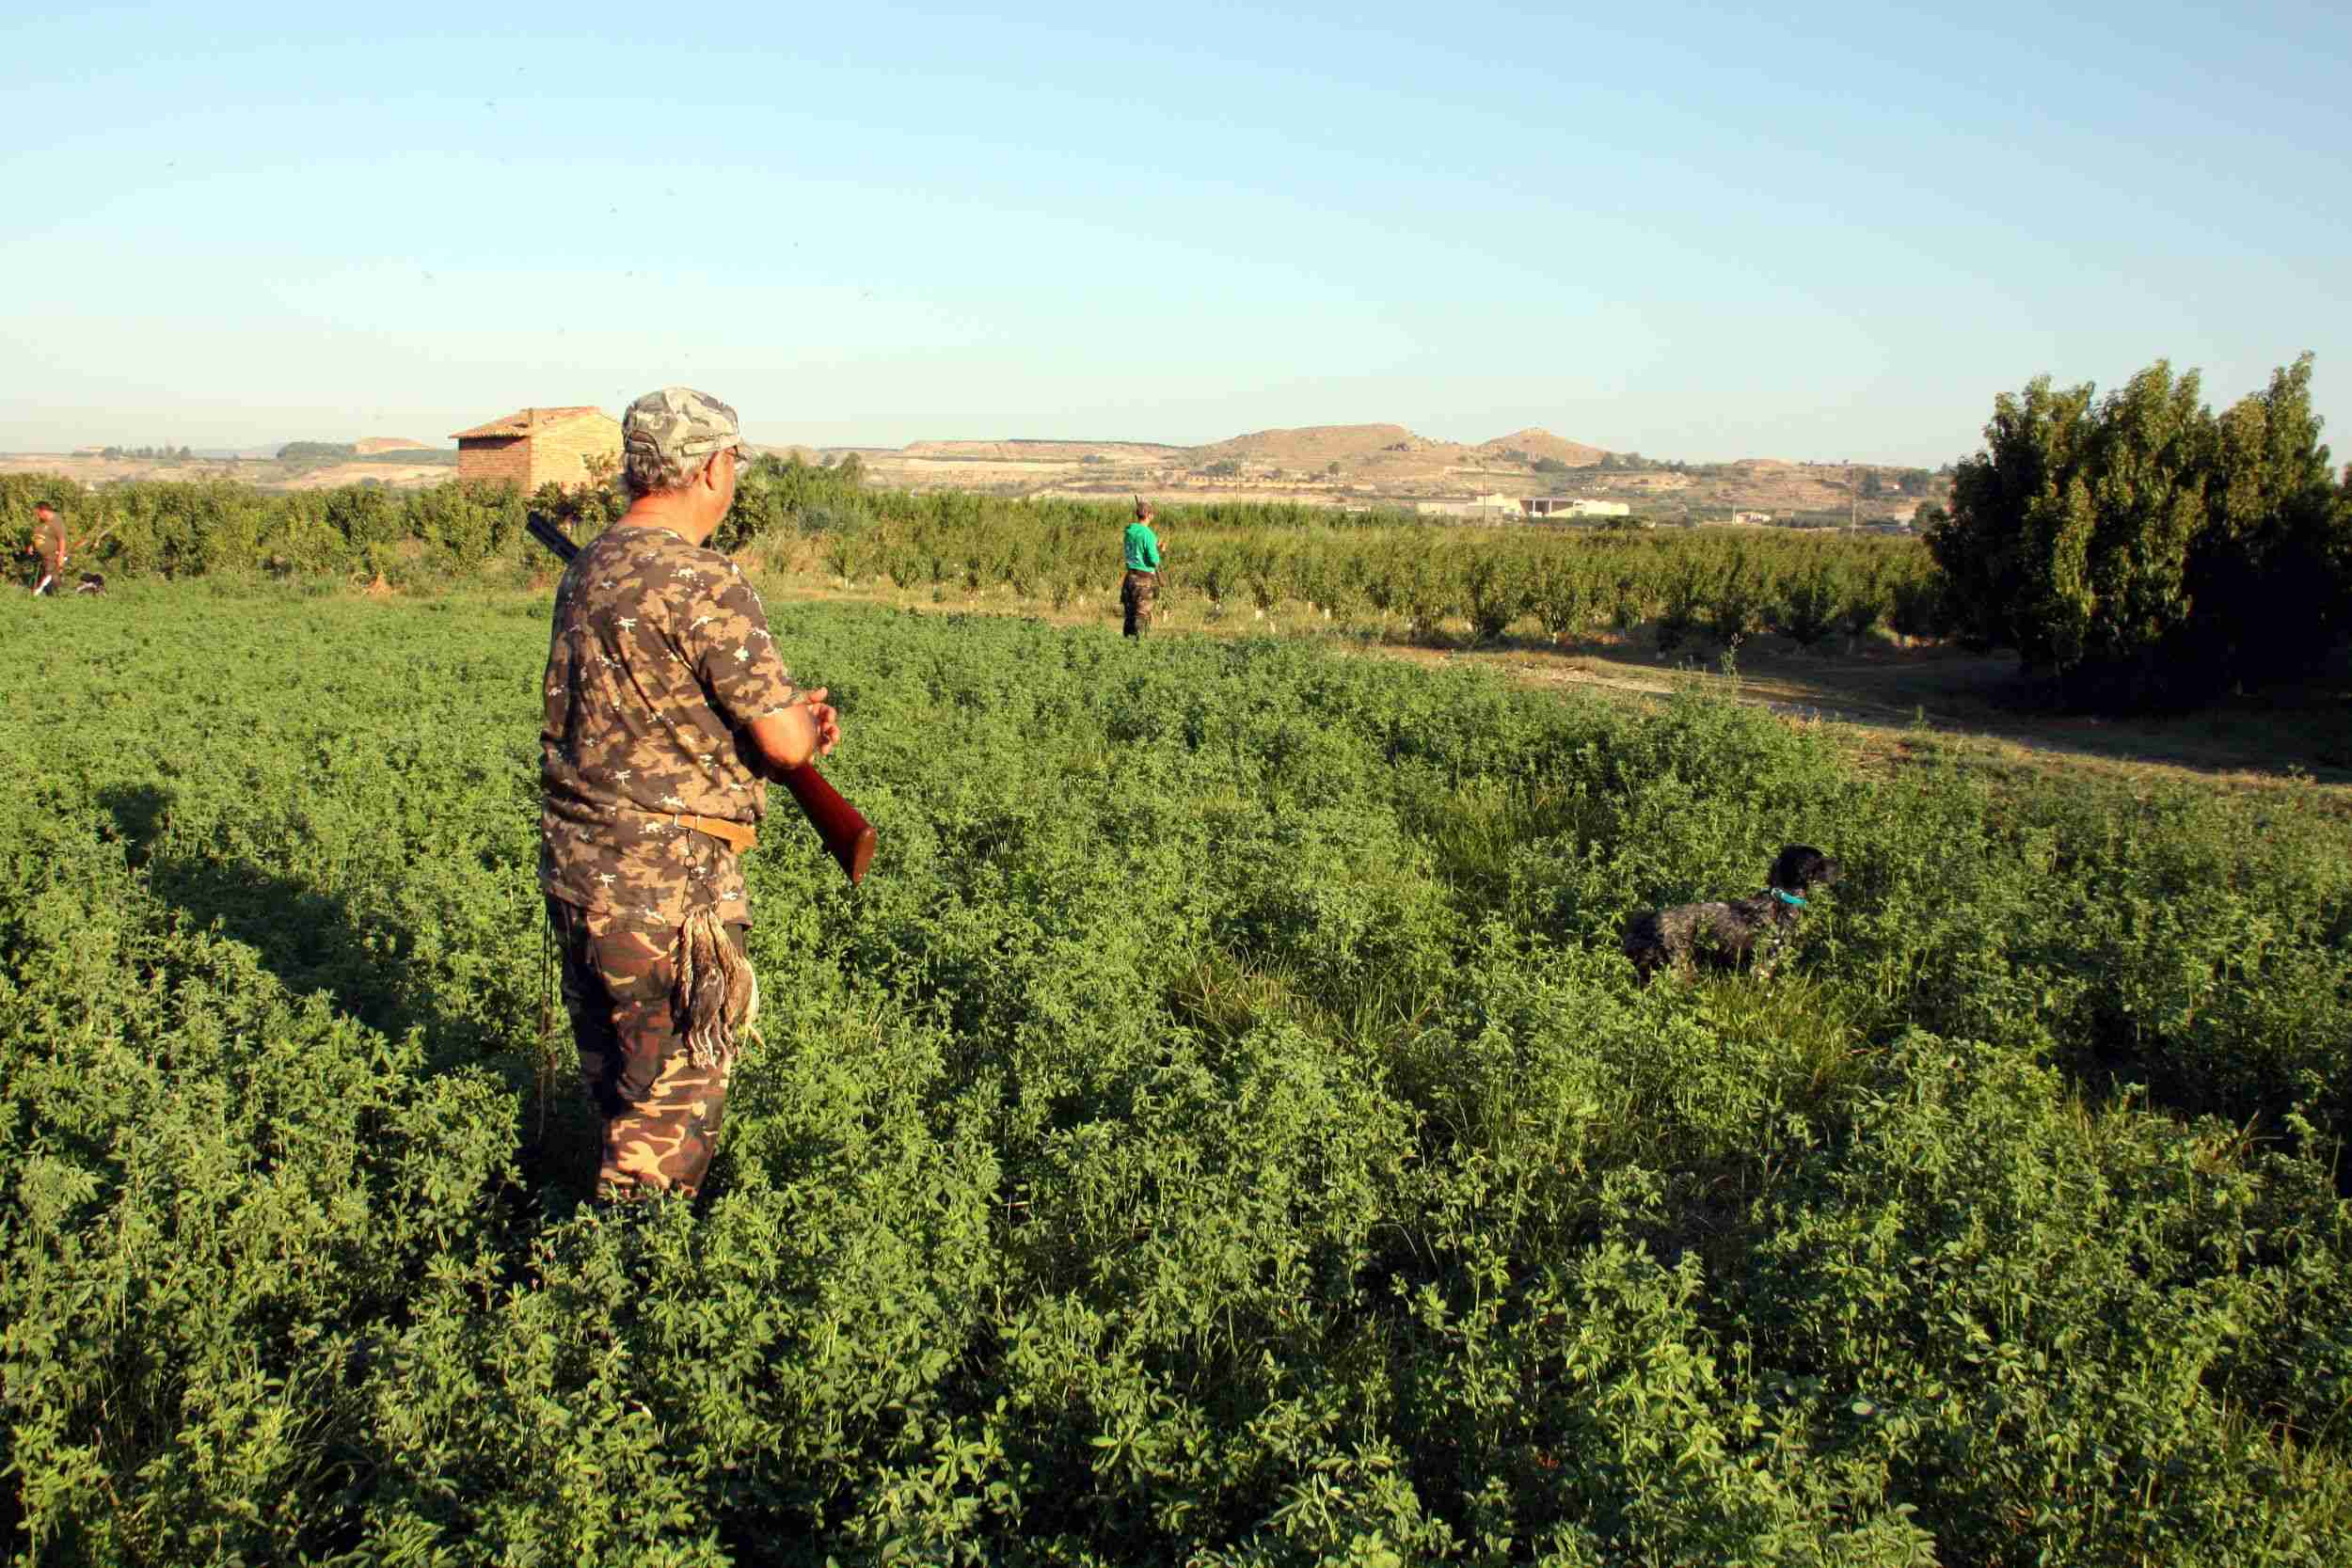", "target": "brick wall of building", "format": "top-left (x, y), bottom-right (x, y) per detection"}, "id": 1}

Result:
top-left (457, 436), bottom-right (531, 488)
